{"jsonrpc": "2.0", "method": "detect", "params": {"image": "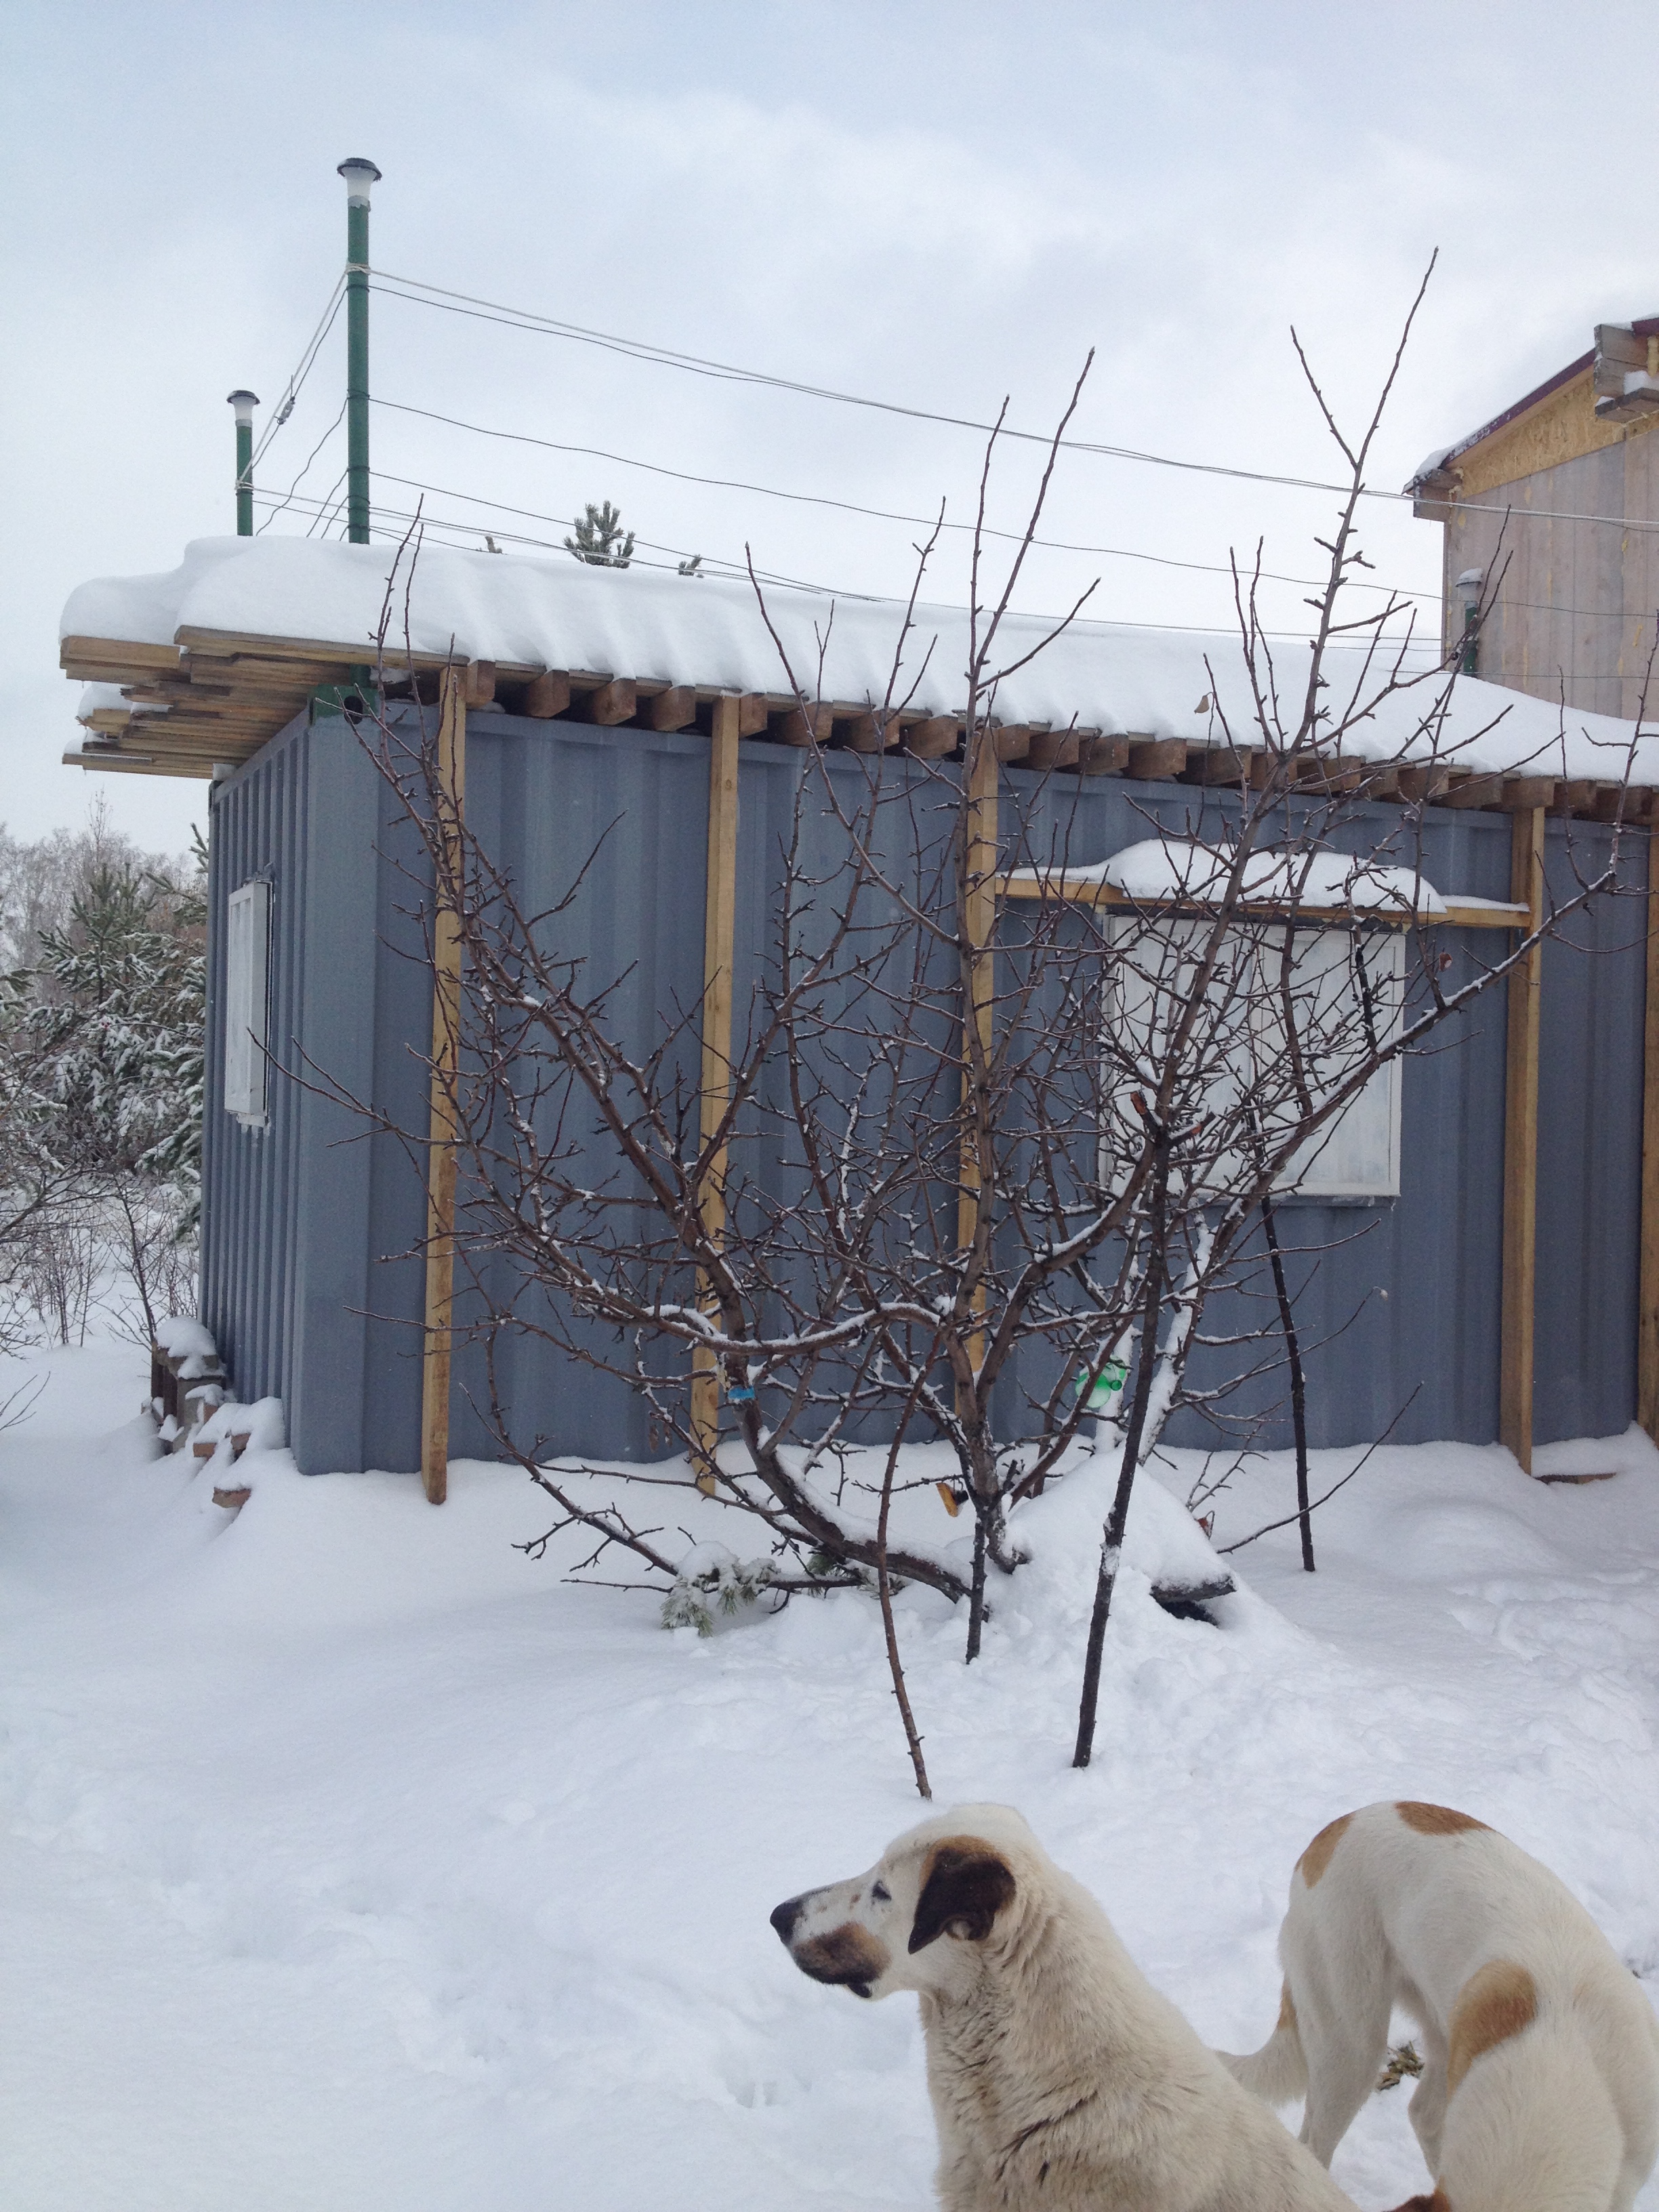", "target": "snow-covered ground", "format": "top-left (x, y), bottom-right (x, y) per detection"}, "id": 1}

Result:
top-left (3, 1338), bottom-right (1657, 2211)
